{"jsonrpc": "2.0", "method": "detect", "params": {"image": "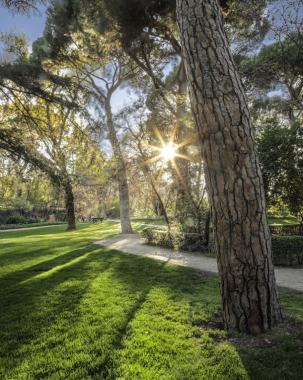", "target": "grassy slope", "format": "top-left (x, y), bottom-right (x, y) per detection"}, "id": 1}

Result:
top-left (0, 223), bottom-right (302, 380)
